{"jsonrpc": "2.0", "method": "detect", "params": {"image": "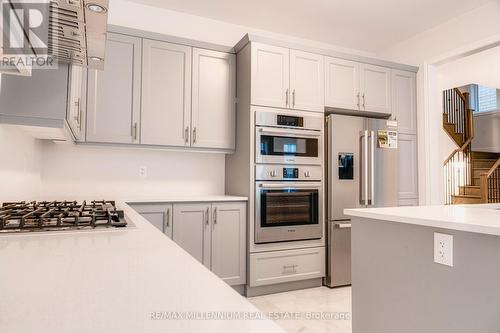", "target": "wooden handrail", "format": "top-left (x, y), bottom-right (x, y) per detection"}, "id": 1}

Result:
top-left (486, 157), bottom-right (500, 178)
top-left (480, 157), bottom-right (500, 203)
top-left (453, 88), bottom-right (467, 103)
top-left (443, 137), bottom-right (473, 166)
